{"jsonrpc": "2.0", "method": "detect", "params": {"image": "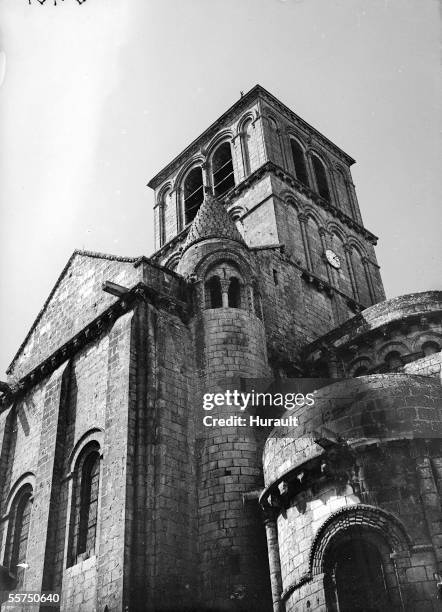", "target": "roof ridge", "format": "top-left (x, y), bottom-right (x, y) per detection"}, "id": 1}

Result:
top-left (6, 250), bottom-right (142, 375)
